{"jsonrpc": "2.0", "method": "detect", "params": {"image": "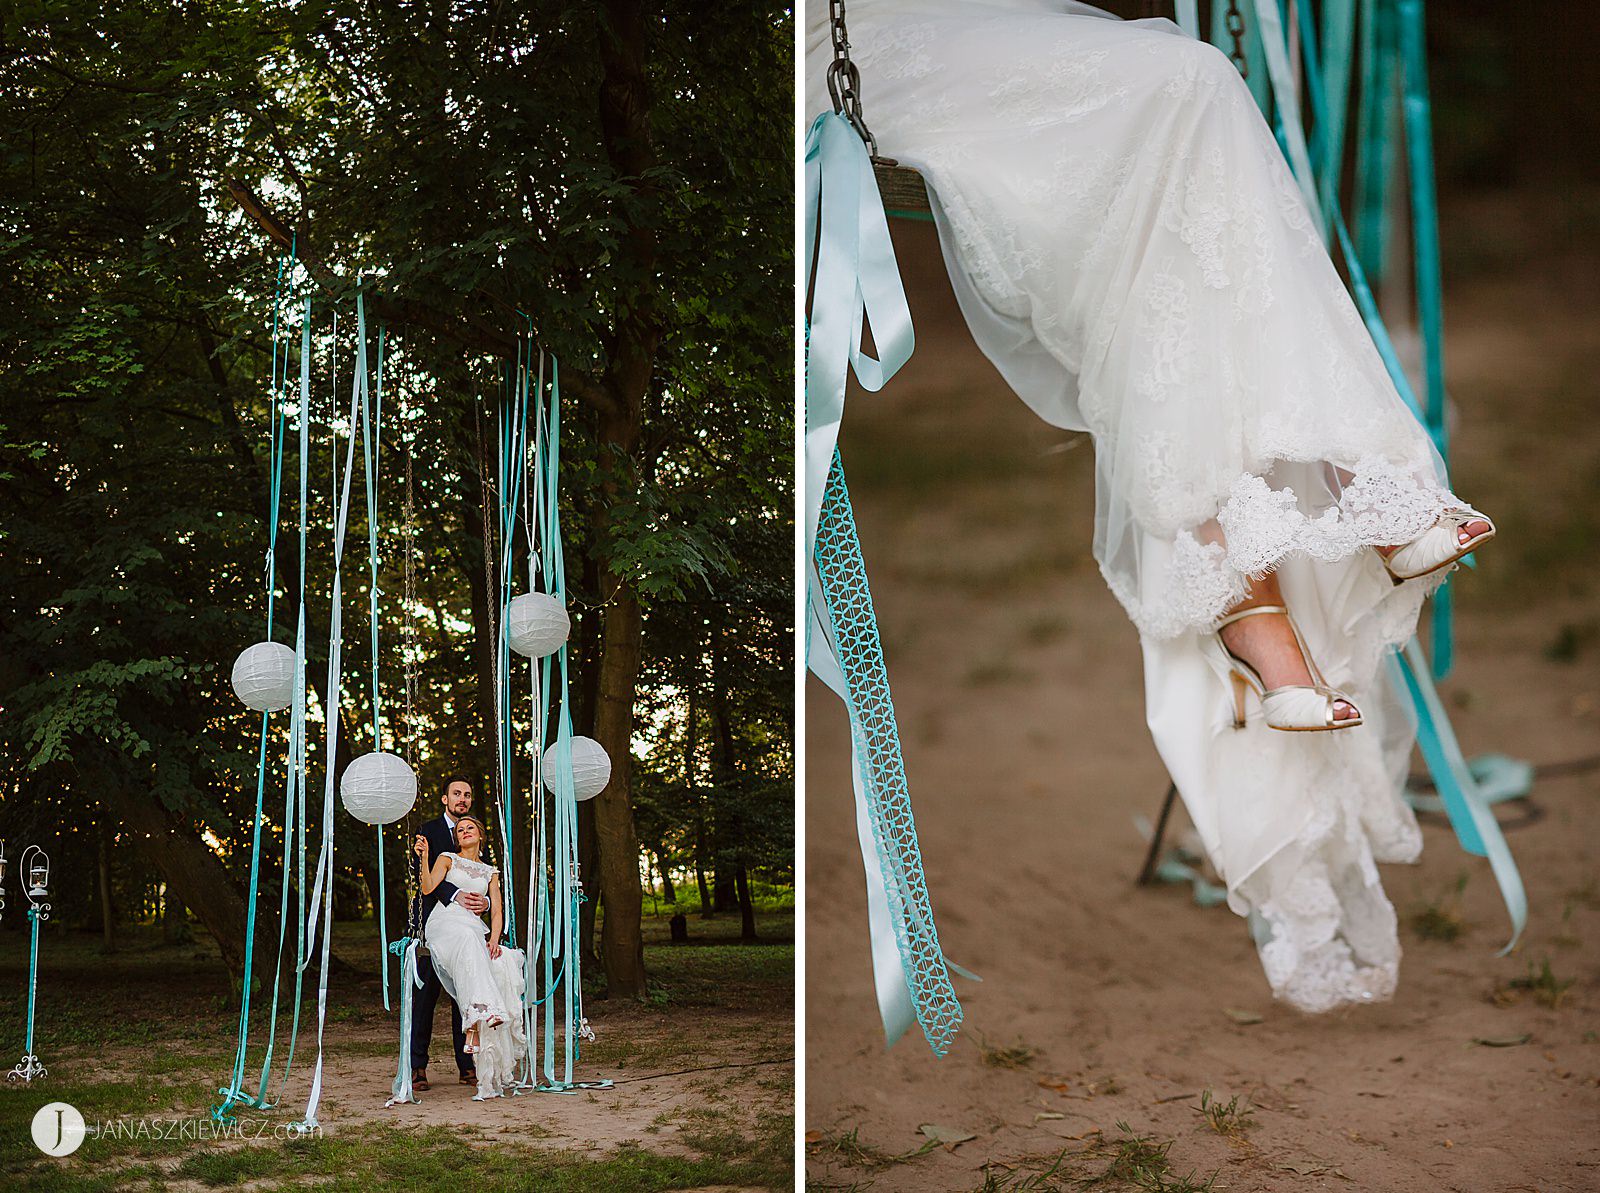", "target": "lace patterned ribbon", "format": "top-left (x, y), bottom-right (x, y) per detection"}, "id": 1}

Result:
top-left (805, 111), bottom-right (965, 1055)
